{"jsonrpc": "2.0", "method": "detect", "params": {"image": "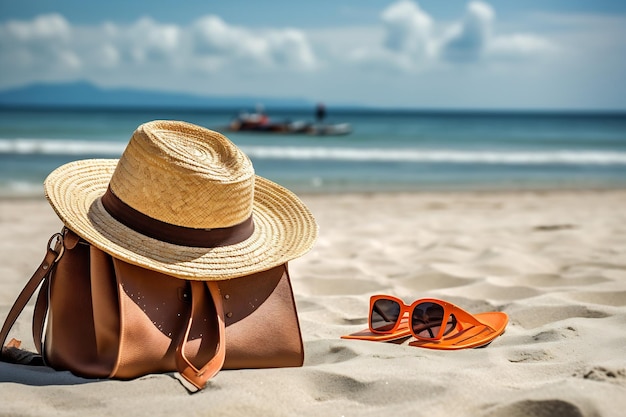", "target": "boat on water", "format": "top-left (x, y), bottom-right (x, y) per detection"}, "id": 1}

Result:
top-left (225, 111), bottom-right (352, 136)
